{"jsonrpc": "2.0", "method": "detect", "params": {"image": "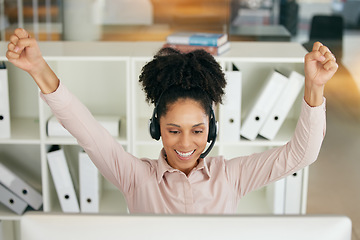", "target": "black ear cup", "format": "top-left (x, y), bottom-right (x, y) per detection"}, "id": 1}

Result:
top-left (149, 107), bottom-right (161, 140)
top-left (207, 108), bottom-right (217, 143)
